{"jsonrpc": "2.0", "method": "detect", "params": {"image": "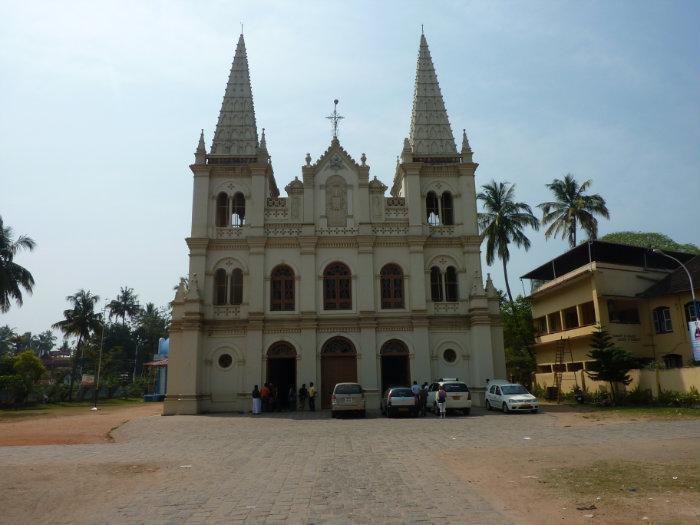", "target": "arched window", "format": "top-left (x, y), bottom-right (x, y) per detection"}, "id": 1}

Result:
top-left (685, 300), bottom-right (699, 323)
top-left (214, 269), bottom-right (227, 305)
top-left (323, 262), bottom-right (352, 310)
top-left (231, 192), bottom-right (245, 227)
top-left (230, 268), bottom-right (243, 305)
top-left (271, 265), bottom-right (295, 311)
top-left (445, 266), bottom-right (459, 301)
top-left (216, 193), bottom-right (229, 227)
top-left (652, 306), bottom-right (673, 334)
top-left (441, 192), bottom-right (454, 225)
top-left (426, 191), bottom-right (440, 226)
top-left (380, 264), bottom-right (404, 309)
top-left (430, 266), bottom-right (443, 302)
